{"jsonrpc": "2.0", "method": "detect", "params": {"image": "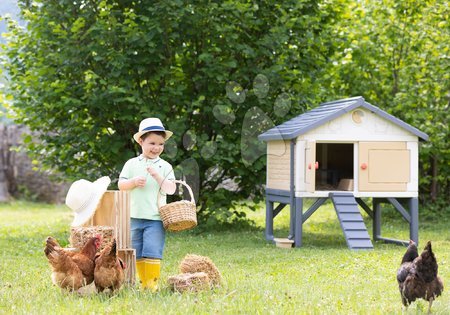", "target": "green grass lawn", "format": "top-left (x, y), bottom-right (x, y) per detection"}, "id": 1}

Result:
top-left (0, 200), bottom-right (449, 314)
